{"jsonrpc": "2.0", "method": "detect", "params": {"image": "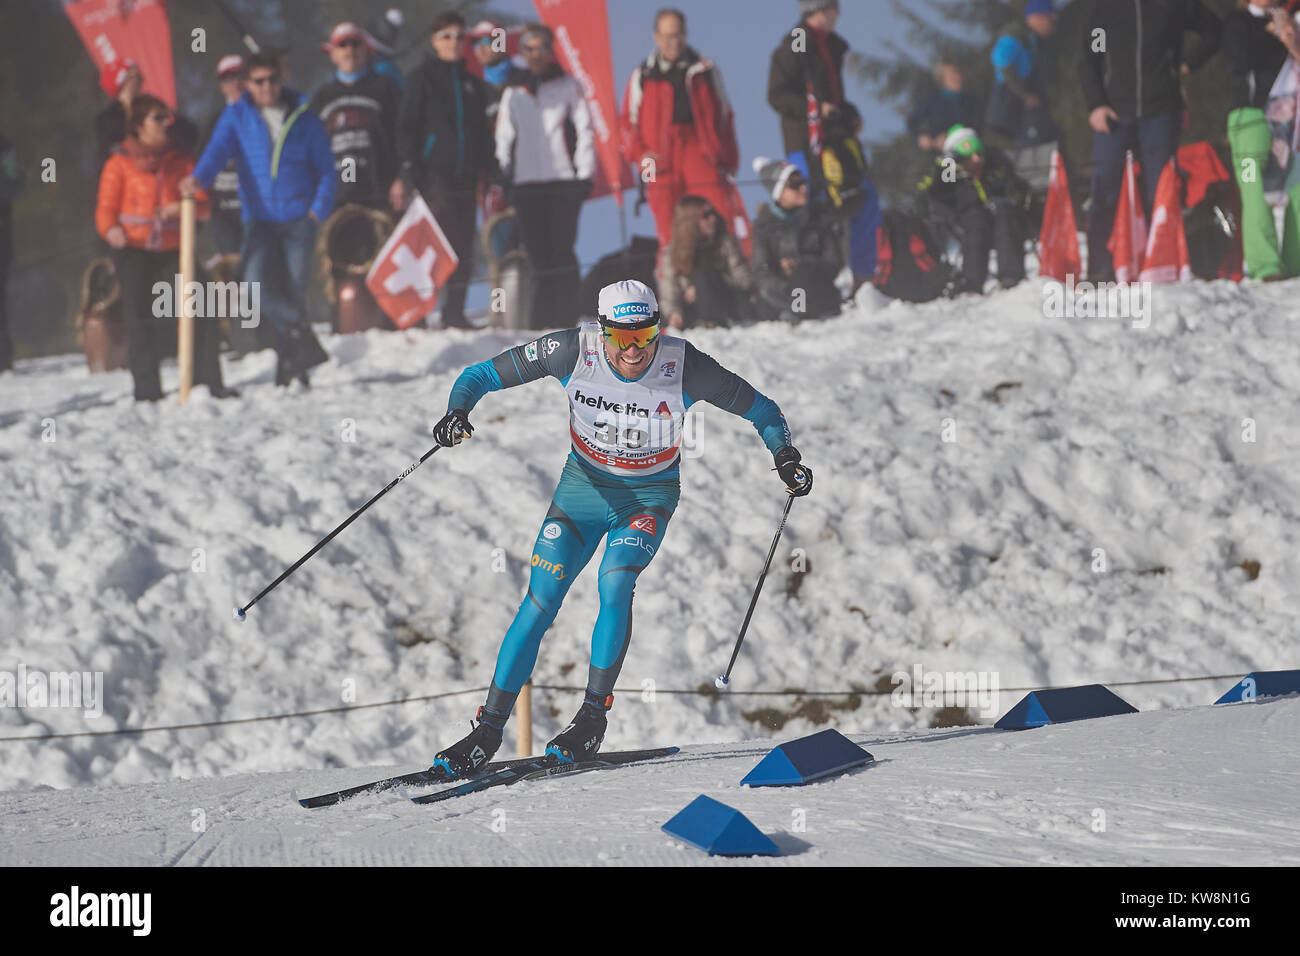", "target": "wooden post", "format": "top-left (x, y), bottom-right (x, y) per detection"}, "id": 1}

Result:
top-left (517, 682), bottom-right (532, 756)
top-left (177, 195), bottom-right (196, 405)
